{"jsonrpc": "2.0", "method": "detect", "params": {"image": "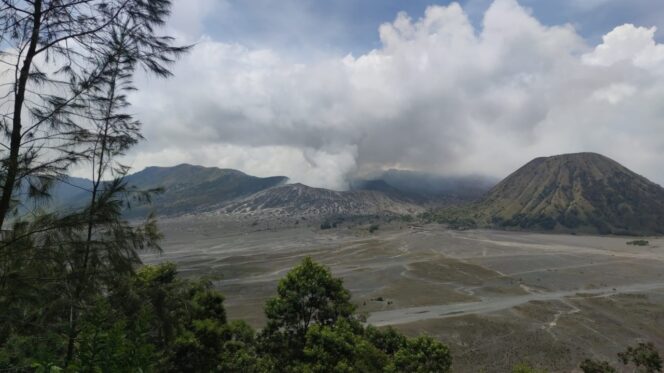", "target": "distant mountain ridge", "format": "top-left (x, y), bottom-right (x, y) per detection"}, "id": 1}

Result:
top-left (467, 153), bottom-right (664, 235)
top-left (46, 164), bottom-right (432, 218)
top-left (36, 153), bottom-right (664, 234)
top-left (48, 164), bottom-right (288, 217)
top-left (376, 169), bottom-right (495, 199)
top-left (124, 164), bottom-right (290, 216)
top-left (351, 170), bottom-right (496, 206)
